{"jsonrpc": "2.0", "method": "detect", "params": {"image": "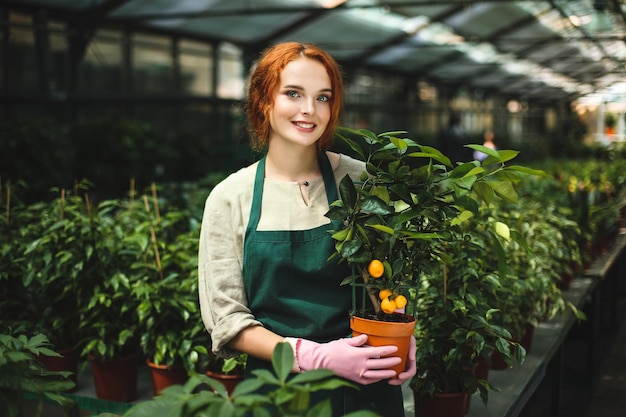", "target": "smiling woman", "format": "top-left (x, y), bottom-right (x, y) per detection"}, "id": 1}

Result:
top-left (198, 42), bottom-right (416, 416)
